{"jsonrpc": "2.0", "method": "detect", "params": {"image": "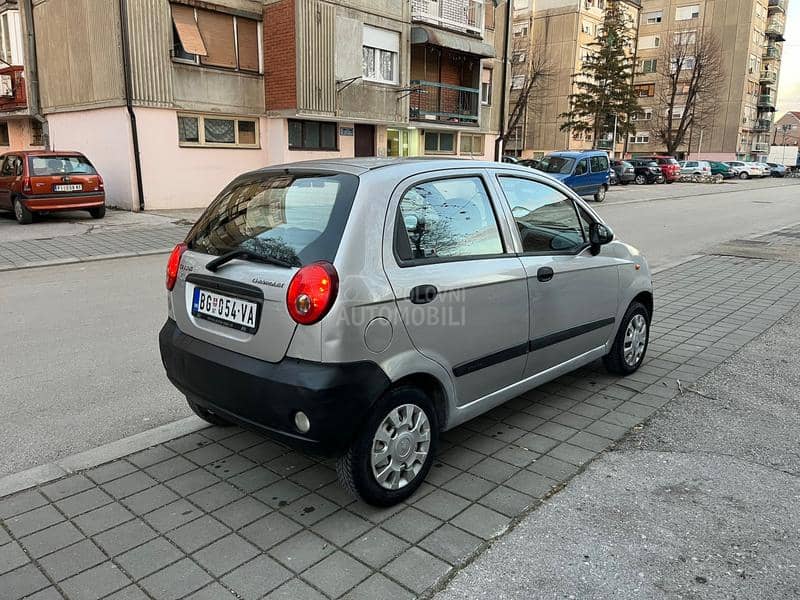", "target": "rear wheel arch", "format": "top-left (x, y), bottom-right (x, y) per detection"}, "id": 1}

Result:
top-left (390, 373), bottom-right (448, 431)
